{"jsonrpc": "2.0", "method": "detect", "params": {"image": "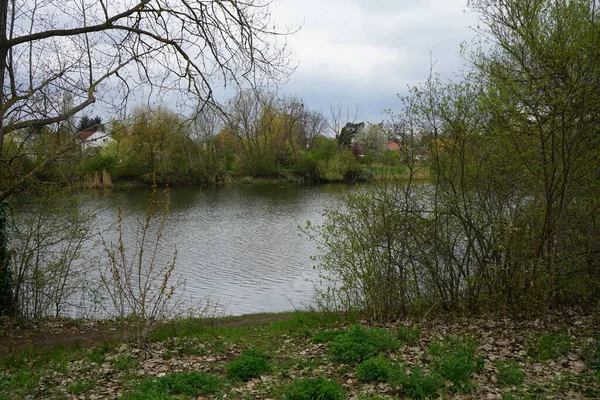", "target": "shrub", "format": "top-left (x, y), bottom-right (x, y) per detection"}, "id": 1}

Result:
top-left (395, 365), bottom-right (445, 400)
top-left (494, 360), bottom-right (525, 386)
top-left (356, 356), bottom-right (393, 382)
top-left (120, 371), bottom-right (224, 399)
top-left (329, 325), bottom-right (399, 364)
top-left (226, 348), bottom-right (271, 381)
top-left (284, 377), bottom-right (346, 400)
top-left (529, 332), bottom-right (571, 361)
